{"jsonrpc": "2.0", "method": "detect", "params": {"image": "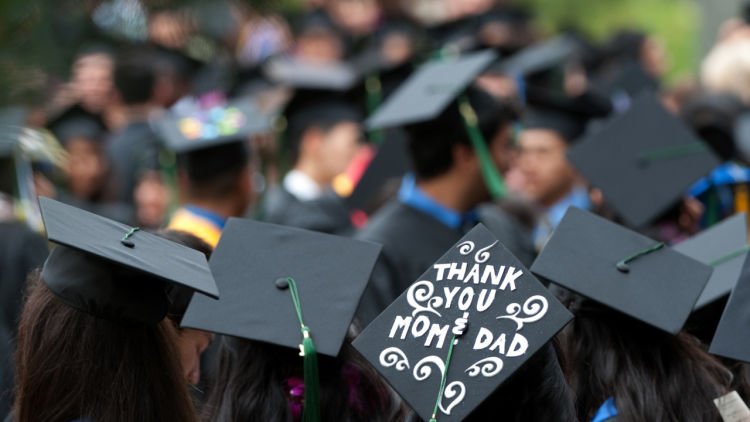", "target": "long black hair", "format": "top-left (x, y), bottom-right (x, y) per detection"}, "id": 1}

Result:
top-left (560, 299), bottom-right (731, 422)
top-left (201, 334), bottom-right (404, 422)
top-left (13, 272), bottom-right (196, 422)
